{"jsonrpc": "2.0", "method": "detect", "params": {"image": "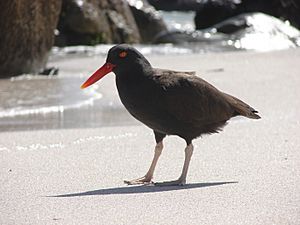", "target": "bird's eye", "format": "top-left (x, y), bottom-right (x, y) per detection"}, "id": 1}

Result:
top-left (119, 51), bottom-right (127, 58)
